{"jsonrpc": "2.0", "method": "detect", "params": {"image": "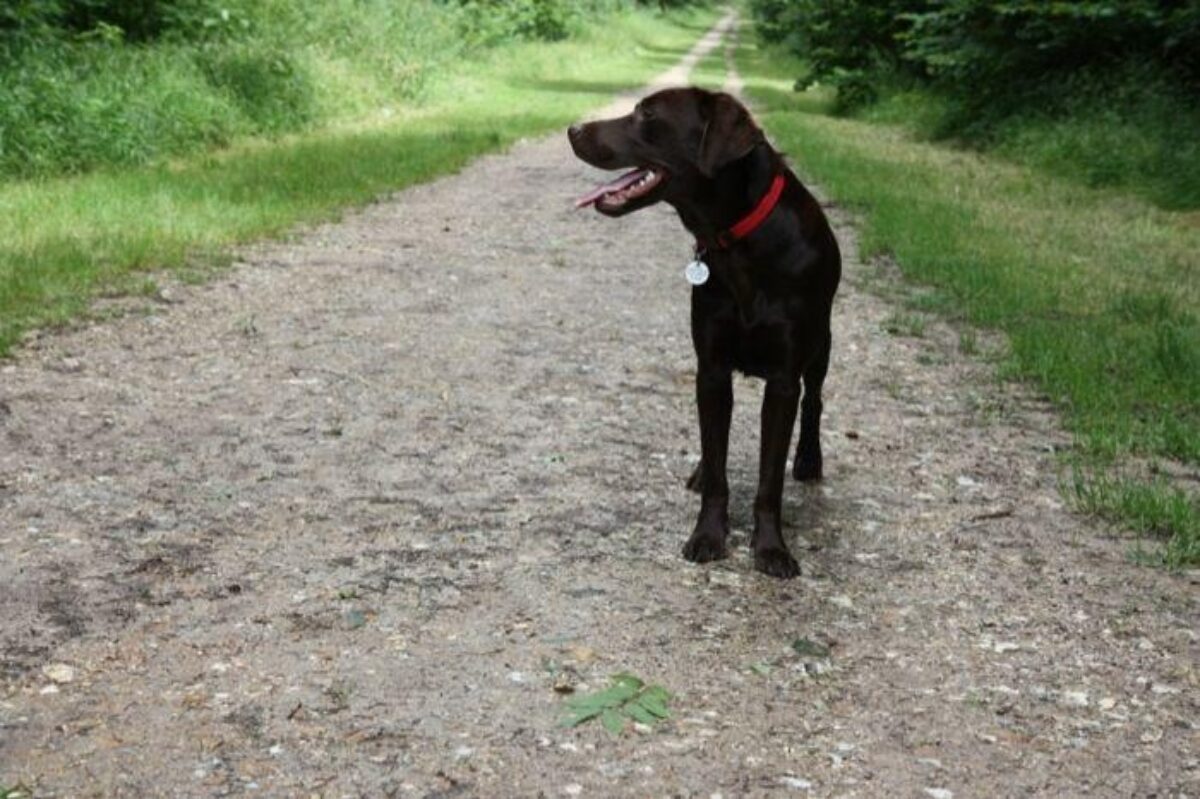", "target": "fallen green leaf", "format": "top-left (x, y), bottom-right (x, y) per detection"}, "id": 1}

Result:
top-left (637, 694), bottom-right (671, 719)
top-left (611, 672), bottom-right (644, 690)
top-left (600, 708), bottom-right (625, 734)
top-left (558, 673), bottom-right (673, 734)
top-left (626, 703), bottom-right (658, 725)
